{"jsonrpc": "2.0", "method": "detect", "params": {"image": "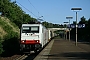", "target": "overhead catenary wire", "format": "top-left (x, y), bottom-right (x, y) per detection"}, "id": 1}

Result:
top-left (28, 0), bottom-right (39, 14)
top-left (15, 1), bottom-right (38, 18)
top-left (14, 0), bottom-right (46, 22)
top-left (28, 0), bottom-right (46, 20)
